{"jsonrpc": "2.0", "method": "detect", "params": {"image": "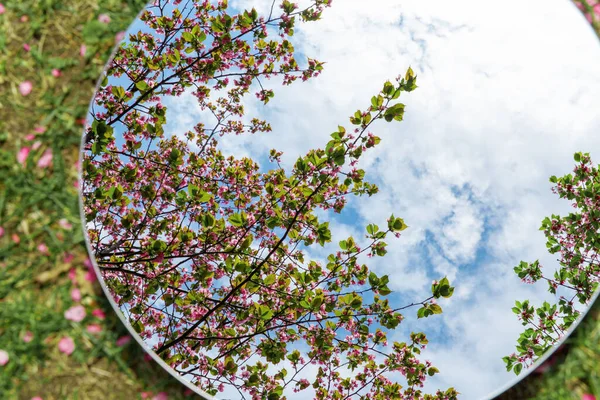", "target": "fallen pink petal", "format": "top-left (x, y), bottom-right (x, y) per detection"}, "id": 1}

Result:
top-left (0, 226), bottom-right (4, 237)
top-left (57, 337), bottom-right (75, 355)
top-left (11, 234), bottom-right (20, 244)
top-left (23, 43), bottom-right (30, 52)
top-left (92, 308), bottom-right (106, 319)
top-left (582, 395), bottom-right (596, 400)
top-left (37, 243), bottom-right (49, 255)
top-left (0, 350), bottom-right (9, 366)
top-left (51, 69), bottom-right (61, 77)
top-left (86, 324), bottom-right (103, 334)
top-left (37, 149), bottom-right (53, 168)
top-left (64, 304), bottom-right (86, 322)
top-left (80, 44), bottom-right (86, 57)
top-left (24, 134), bottom-right (35, 141)
top-left (17, 147), bottom-right (31, 165)
top-left (68, 267), bottom-right (77, 283)
top-left (58, 218), bottom-right (72, 230)
top-left (23, 331), bottom-right (34, 343)
top-left (70, 288), bottom-right (82, 302)
top-left (115, 31), bottom-right (126, 43)
top-left (116, 335), bottom-right (131, 346)
top-left (152, 392), bottom-right (169, 400)
top-left (31, 141), bottom-right (42, 151)
top-left (19, 81), bottom-right (33, 96)
top-left (98, 13), bottom-right (111, 24)
top-left (33, 126), bottom-right (46, 133)
top-left (0, 4), bottom-right (5, 15)
top-left (31, 397), bottom-right (43, 400)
